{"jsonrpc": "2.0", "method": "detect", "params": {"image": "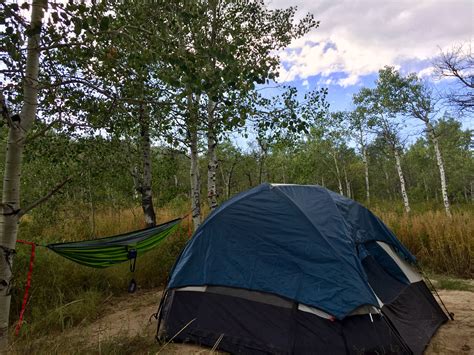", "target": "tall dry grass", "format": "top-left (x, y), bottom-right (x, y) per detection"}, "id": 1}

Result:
top-left (10, 199), bottom-right (473, 340)
top-left (11, 200), bottom-right (191, 337)
top-left (375, 209), bottom-right (473, 278)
